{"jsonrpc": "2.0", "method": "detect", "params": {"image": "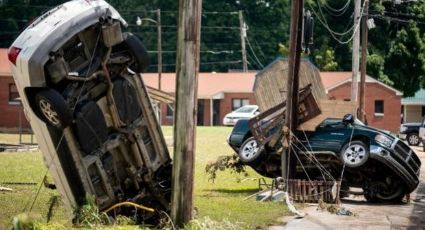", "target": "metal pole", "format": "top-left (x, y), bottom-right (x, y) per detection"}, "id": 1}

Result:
top-left (157, 9), bottom-right (162, 91)
top-left (157, 9), bottom-right (162, 124)
top-left (351, 0), bottom-right (361, 102)
top-left (239, 11), bottom-right (248, 72)
top-left (19, 102), bottom-right (22, 144)
top-left (359, 0), bottom-right (368, 122)
top-left (171, 0), bottom-right (202, 227)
